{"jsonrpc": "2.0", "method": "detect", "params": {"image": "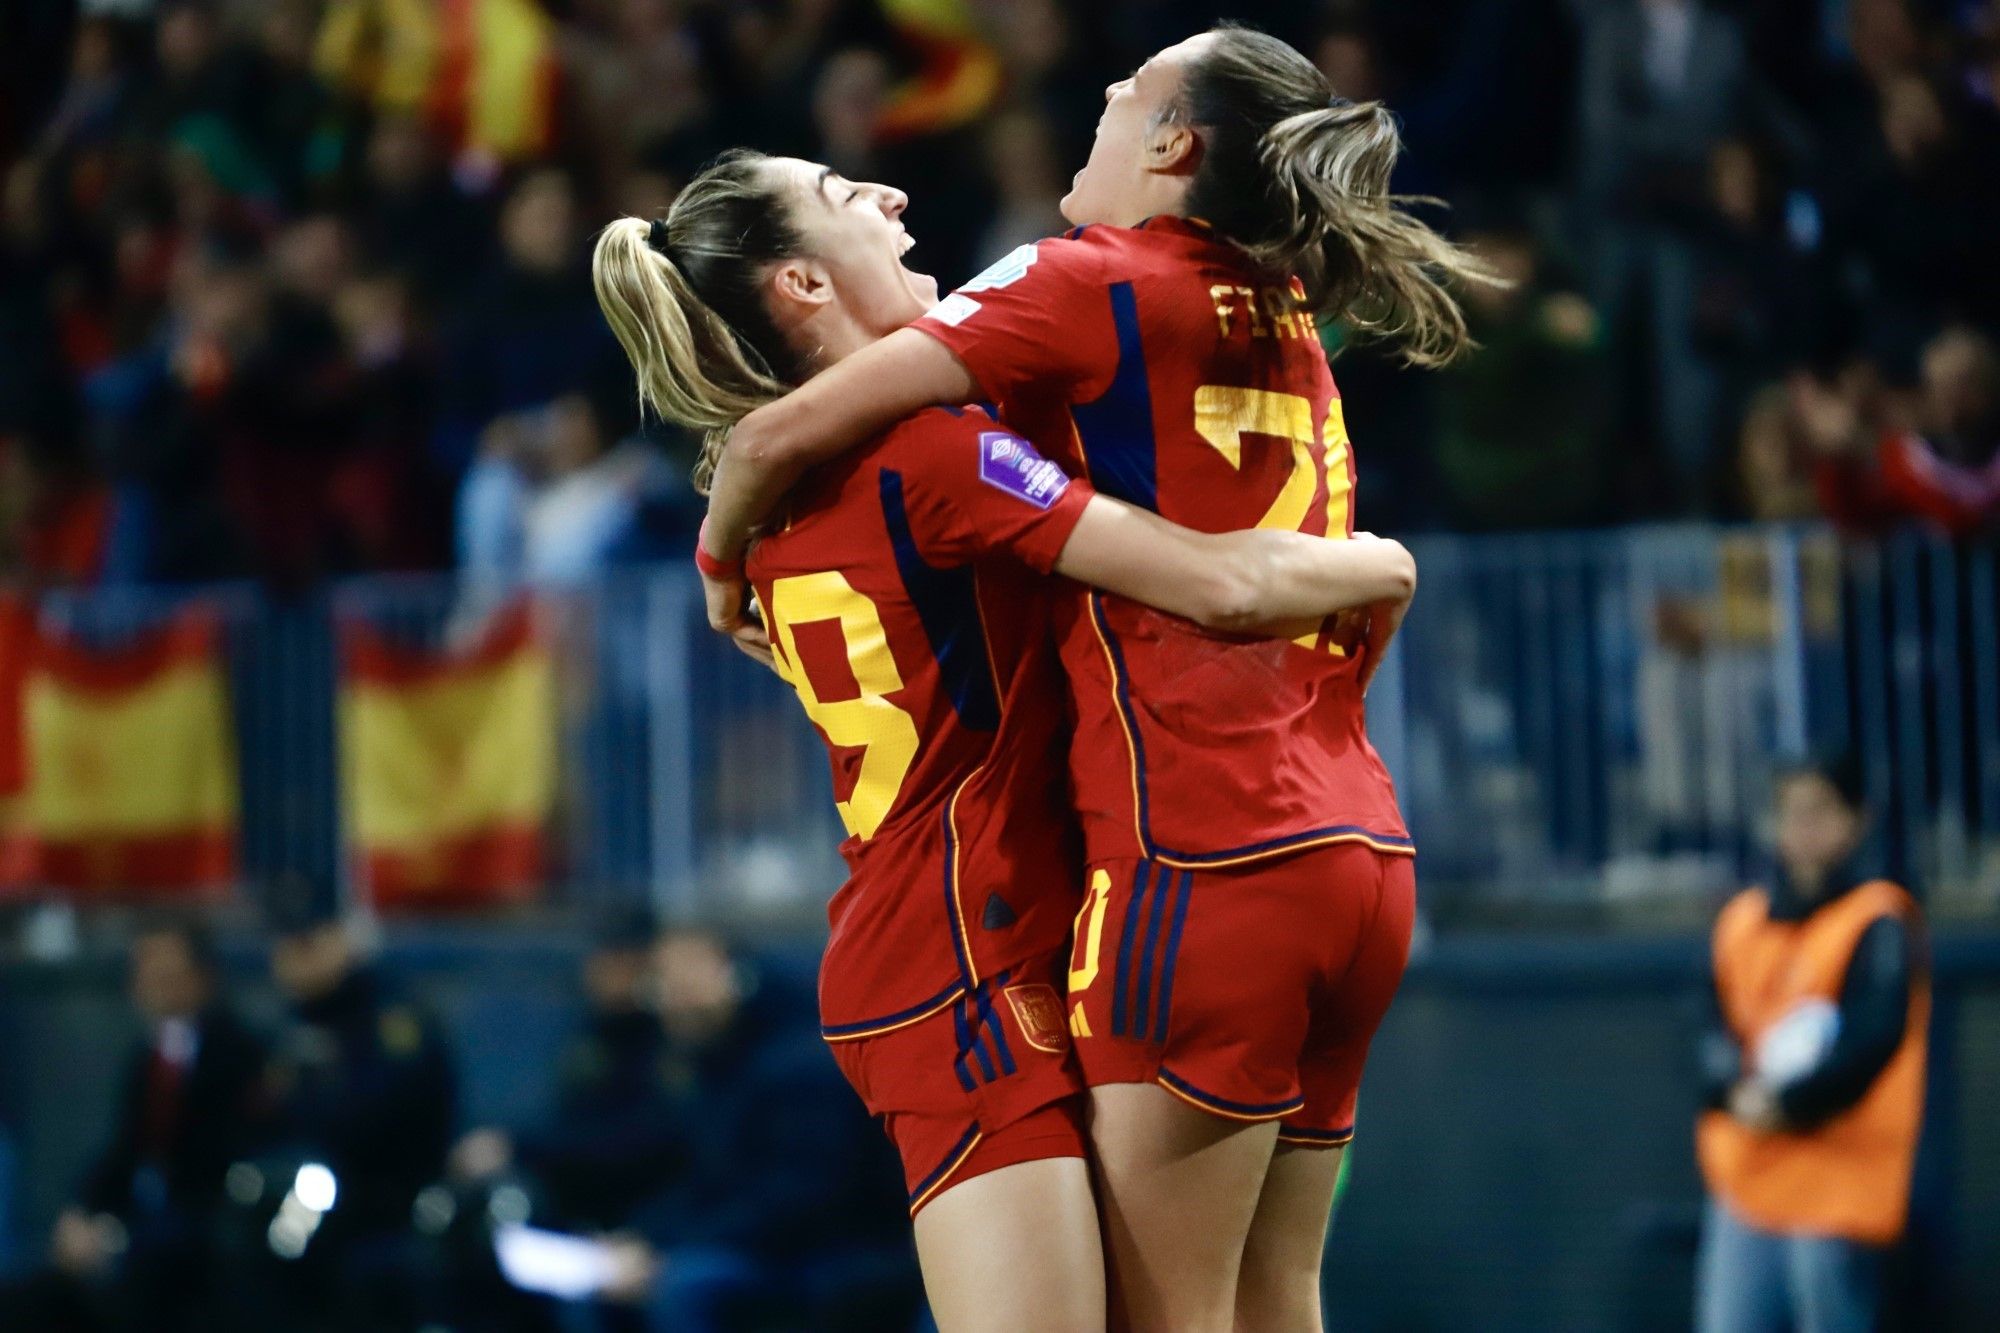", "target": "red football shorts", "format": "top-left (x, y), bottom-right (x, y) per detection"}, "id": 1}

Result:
top-left (827, 952), bottom-right (1087, 1214)
top-left (1066, 841), bottom-right (1415, 1145)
